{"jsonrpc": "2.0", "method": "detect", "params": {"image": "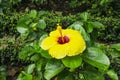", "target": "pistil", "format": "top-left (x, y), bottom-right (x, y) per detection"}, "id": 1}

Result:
top-left (57, 24), bottom-right (64, 43)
